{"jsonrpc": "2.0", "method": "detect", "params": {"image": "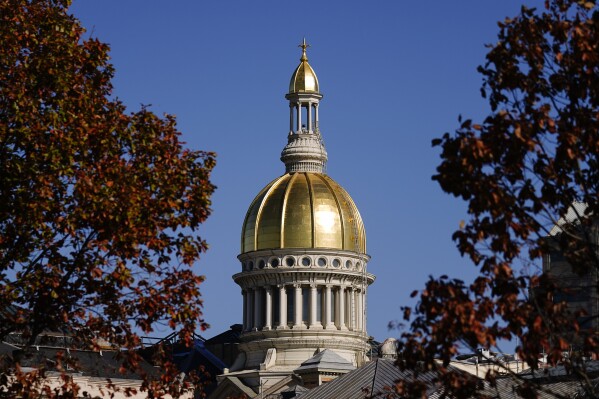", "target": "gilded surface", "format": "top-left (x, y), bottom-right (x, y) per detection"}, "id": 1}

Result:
top-left (308, 173), bottom-right (342, 249)
top-left (283, 173), bottom-right (313, 248)
top-left (288, 40), bottom-right (319, 93)
top-left (241, 173), bottom-right (366, 254)
top-left (242, 177), bottom-right (275, 252)
top-left (256, 177), bottom-right (287, 250)
top-left (289, 62), bottom-right (319, 93)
